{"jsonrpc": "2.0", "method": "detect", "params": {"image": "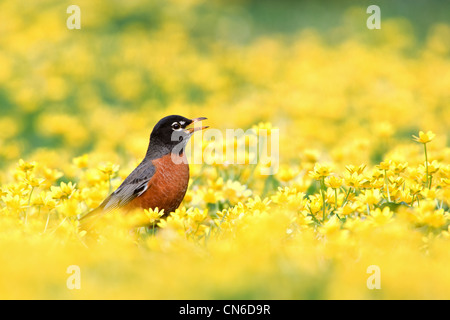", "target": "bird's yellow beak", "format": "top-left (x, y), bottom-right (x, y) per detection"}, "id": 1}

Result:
top-left (185, 117), bottom-right (208, 134)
